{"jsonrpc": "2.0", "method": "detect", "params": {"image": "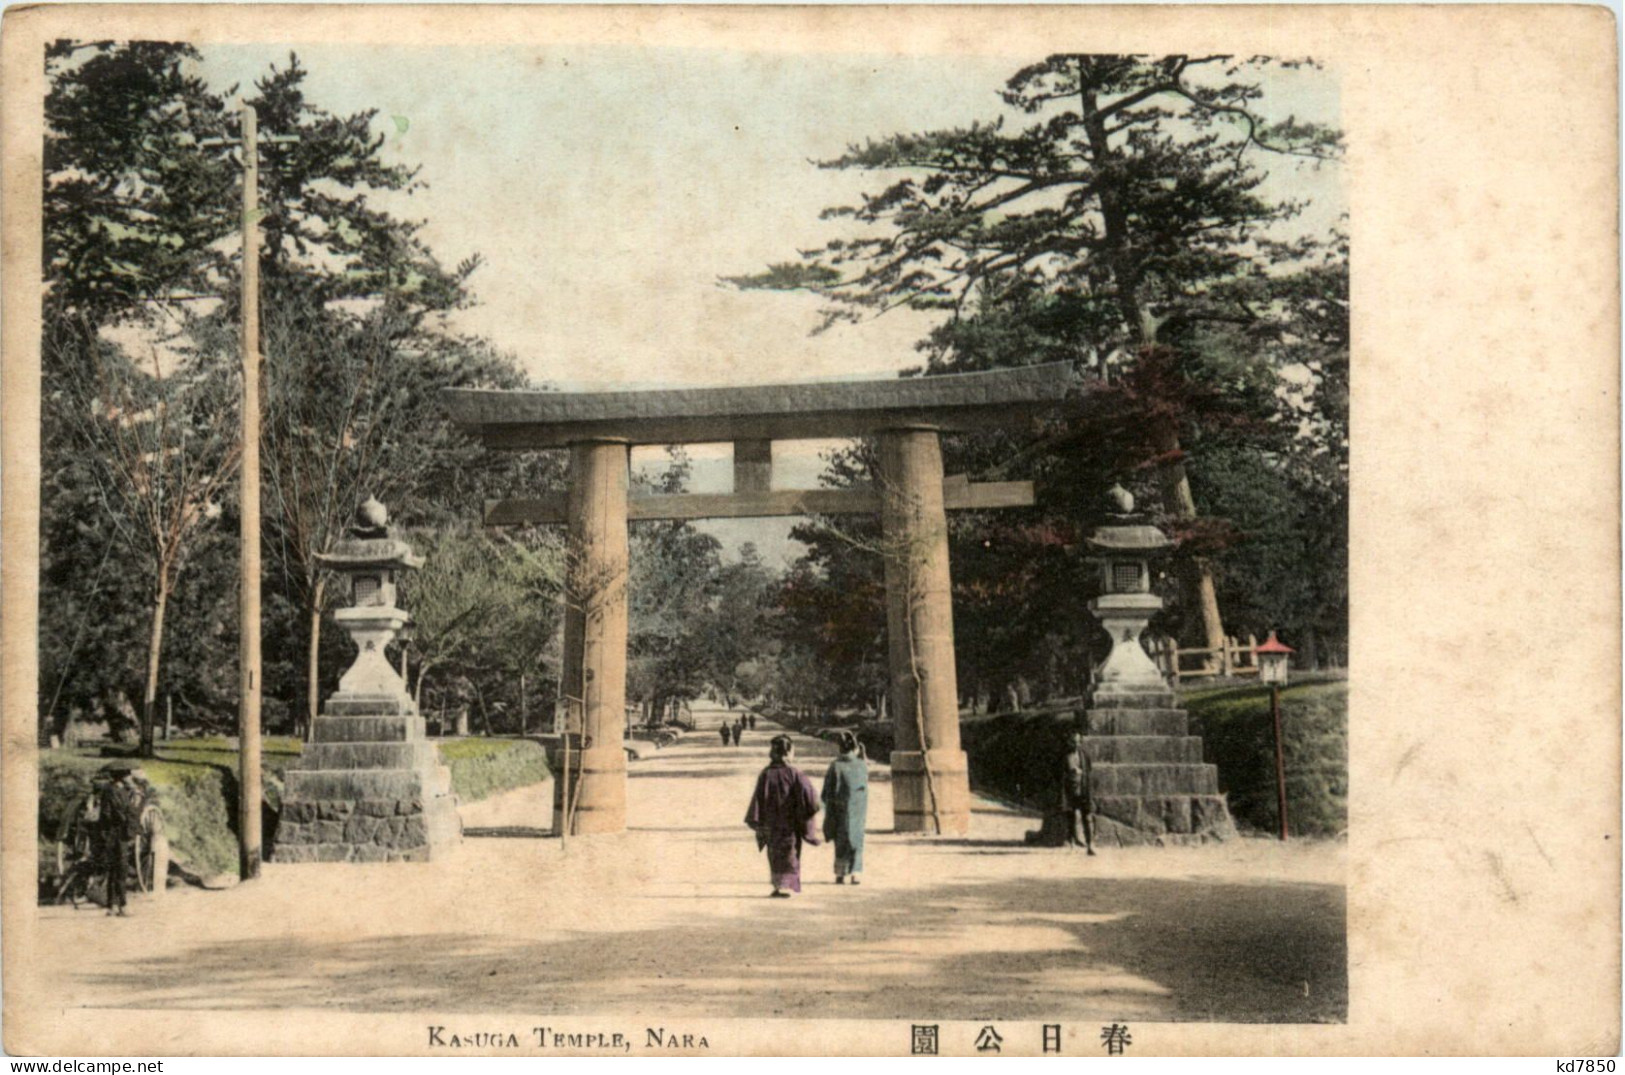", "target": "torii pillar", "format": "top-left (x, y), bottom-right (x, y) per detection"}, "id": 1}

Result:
top-left (879, 428), bottom-right (970, 835)
top-left (559, 439), bottom-right (630, 834)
